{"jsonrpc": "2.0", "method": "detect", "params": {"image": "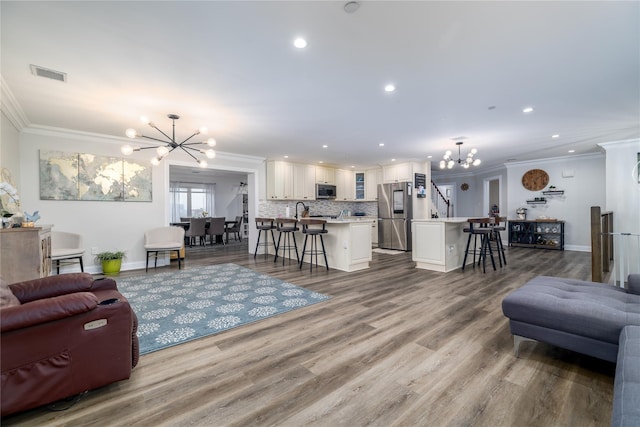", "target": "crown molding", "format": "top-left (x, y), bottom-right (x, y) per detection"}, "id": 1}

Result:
top-left (597, 138), bottom-right (640, 150)
top-left (21, 124), bottom-right (266, 165)
top-left (0, 76), bottom-right (30, 130)
top-left (503, 152), bottom-right (604, 169)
